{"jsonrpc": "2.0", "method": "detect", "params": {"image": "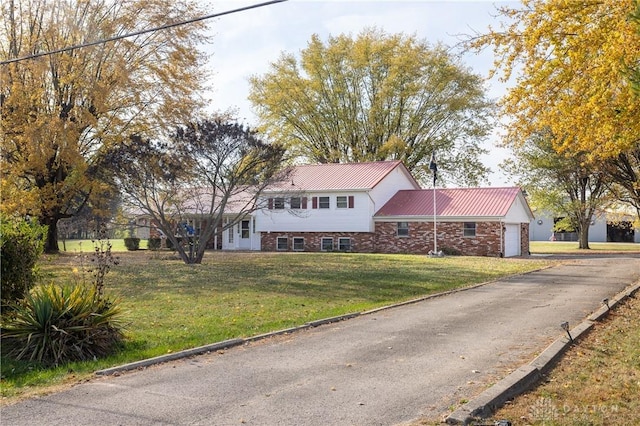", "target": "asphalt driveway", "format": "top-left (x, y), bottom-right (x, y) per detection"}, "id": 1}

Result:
top-left (3, 254), bottom-right (639, 425)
